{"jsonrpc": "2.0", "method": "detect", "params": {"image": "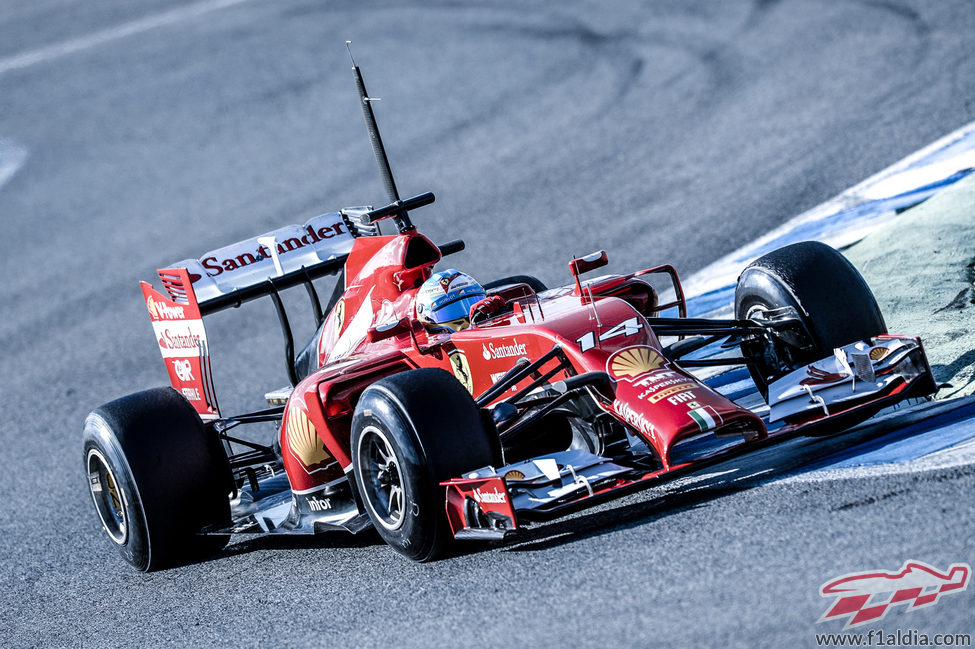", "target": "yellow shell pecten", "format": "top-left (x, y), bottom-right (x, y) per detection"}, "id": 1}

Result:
top-left (869, 346), bottom-right (890, 361)
top-left (287, 405), bottom-right (331, 467)
top-left (610, 346), bottom-right (665, 379)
